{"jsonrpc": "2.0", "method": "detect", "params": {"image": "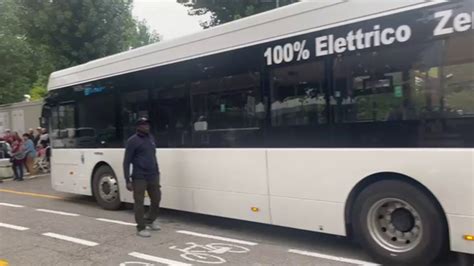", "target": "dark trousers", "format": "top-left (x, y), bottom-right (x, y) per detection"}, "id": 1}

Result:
top-left (12, 160), bottom-right (24, 180)
top-left (133, 178), bottom-right (161, 231)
